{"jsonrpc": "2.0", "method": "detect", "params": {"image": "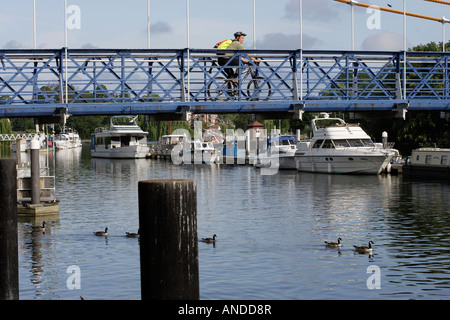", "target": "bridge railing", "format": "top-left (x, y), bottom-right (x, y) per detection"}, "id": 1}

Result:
top-left (0, 48), bottom-right (449, 108)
